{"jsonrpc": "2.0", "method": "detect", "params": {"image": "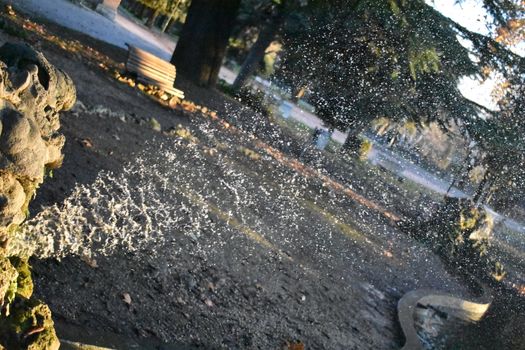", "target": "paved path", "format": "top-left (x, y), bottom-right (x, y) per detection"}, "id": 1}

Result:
top-left (17, 0), bottom-right (173, 57)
